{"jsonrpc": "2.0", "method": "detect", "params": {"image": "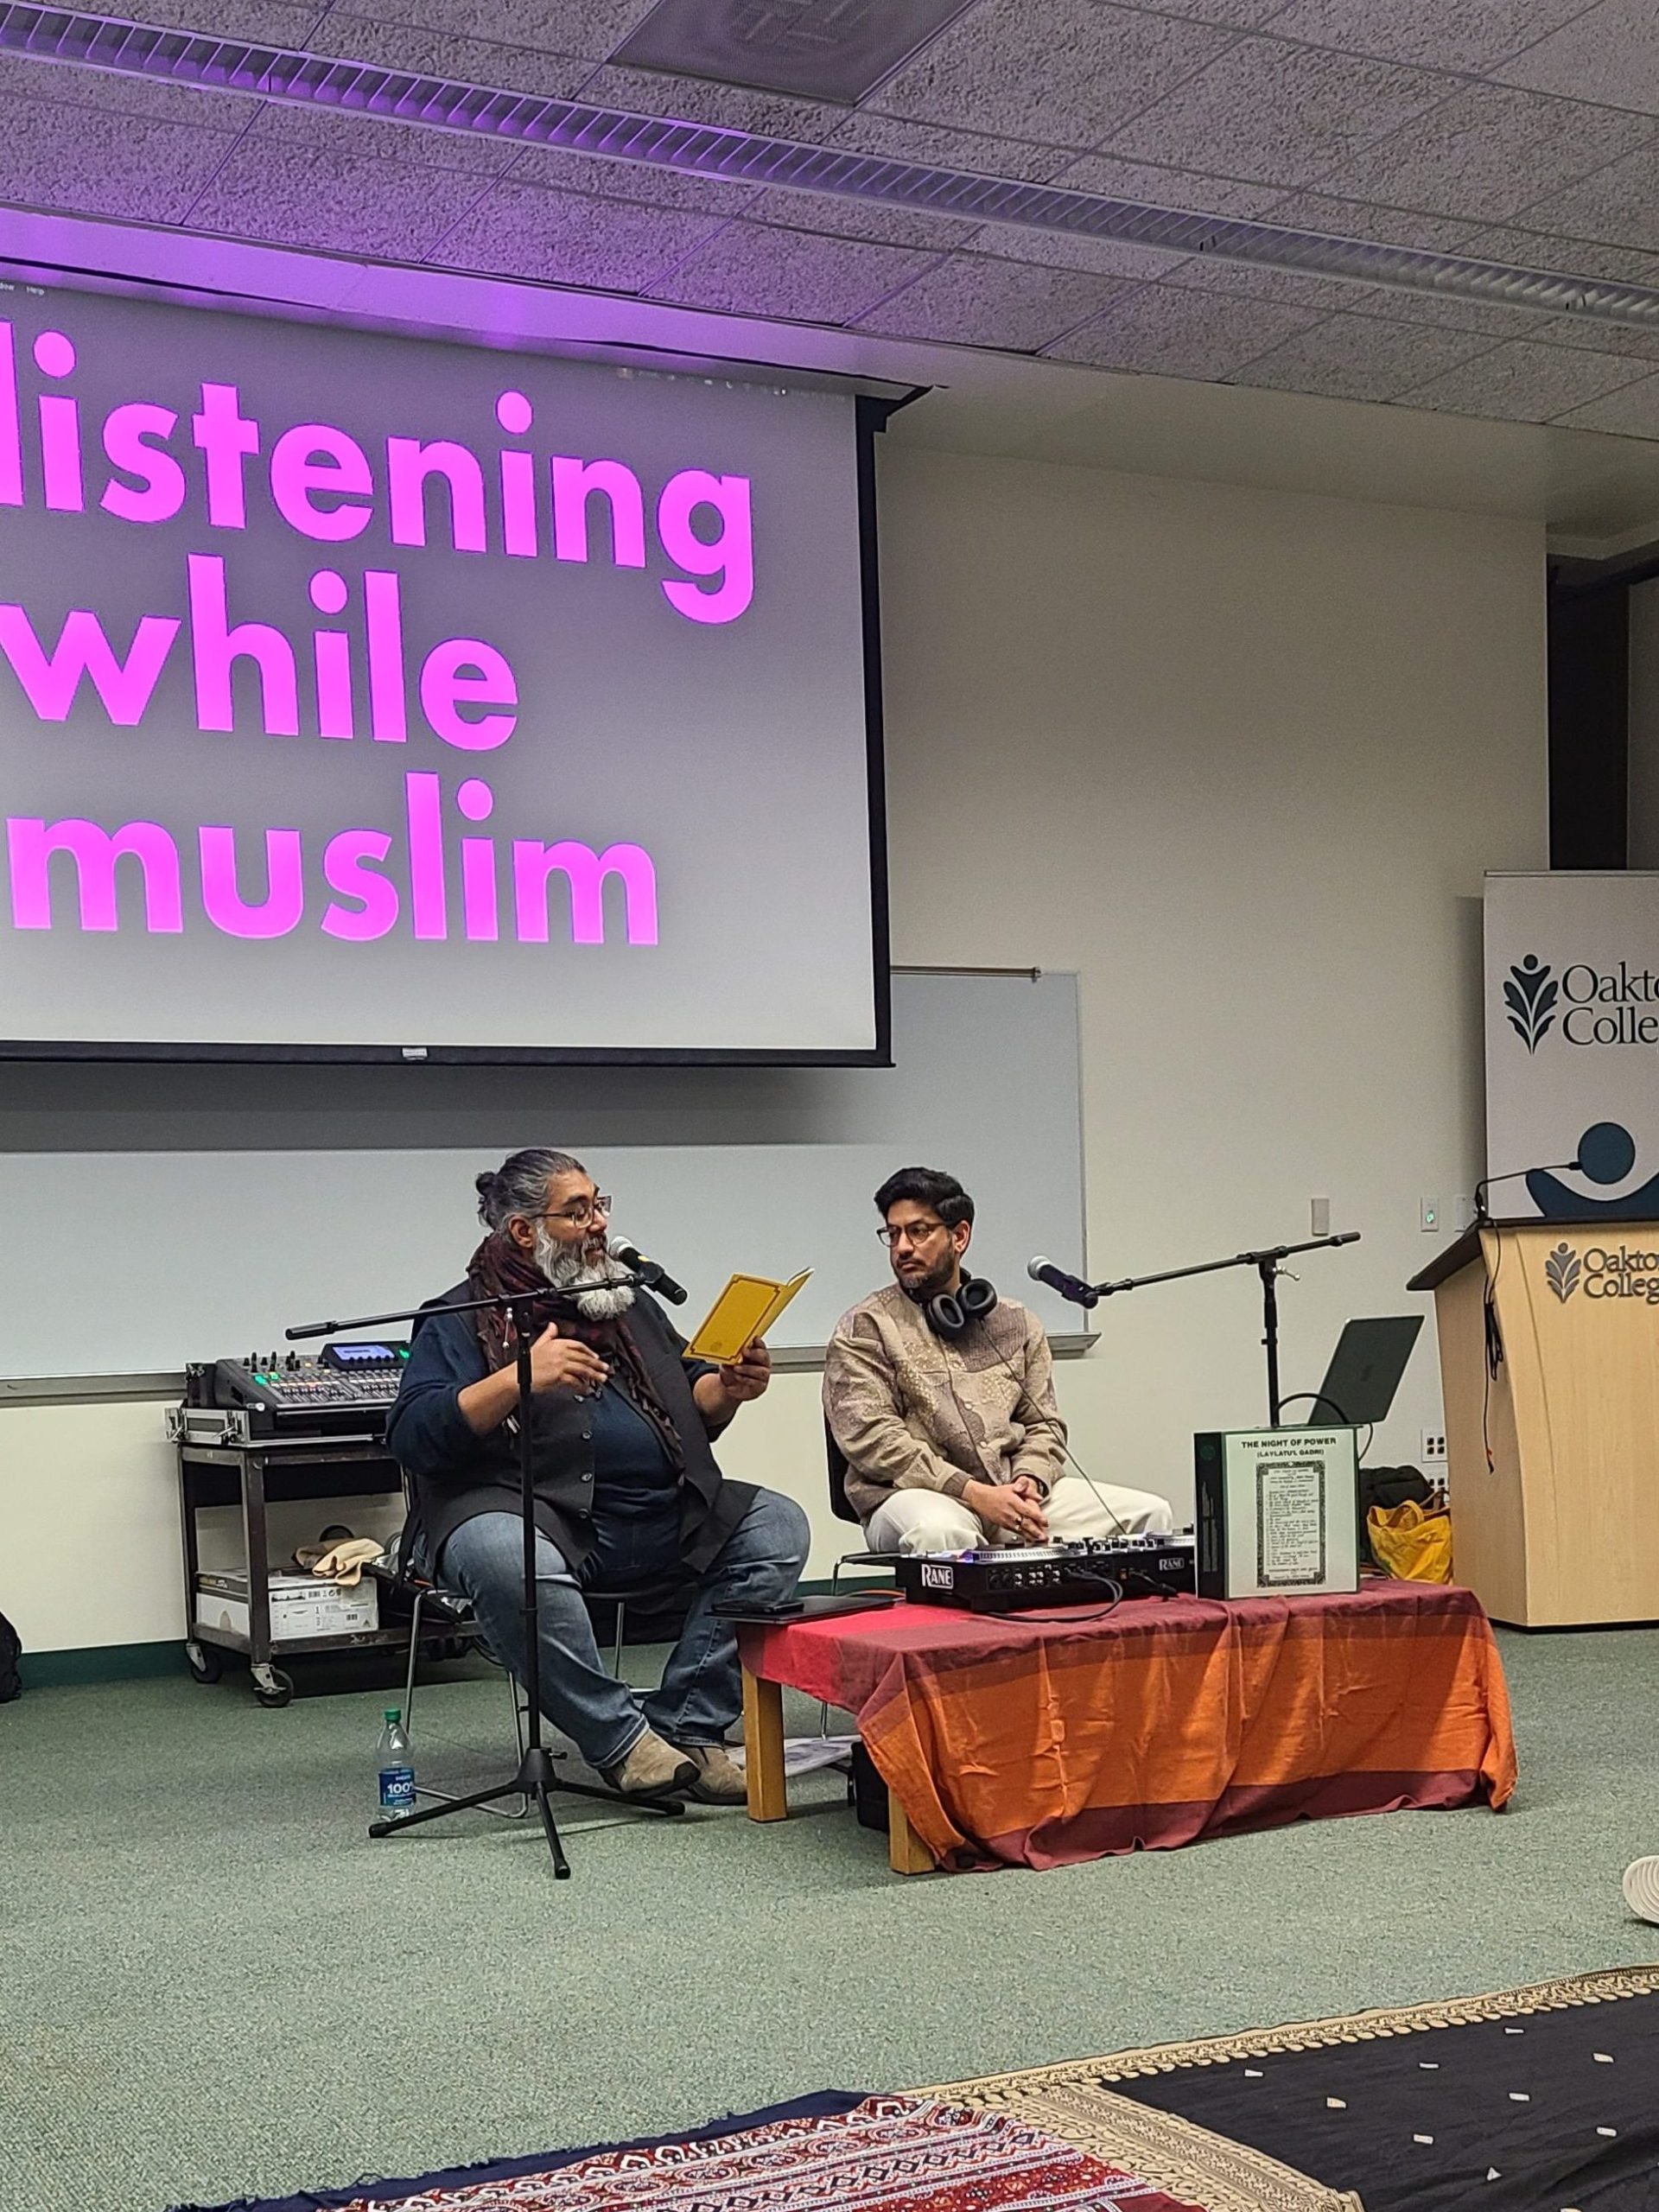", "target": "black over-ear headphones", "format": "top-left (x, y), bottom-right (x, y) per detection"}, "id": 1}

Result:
top-left (918, 1274), bottom-right (998, 1339)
